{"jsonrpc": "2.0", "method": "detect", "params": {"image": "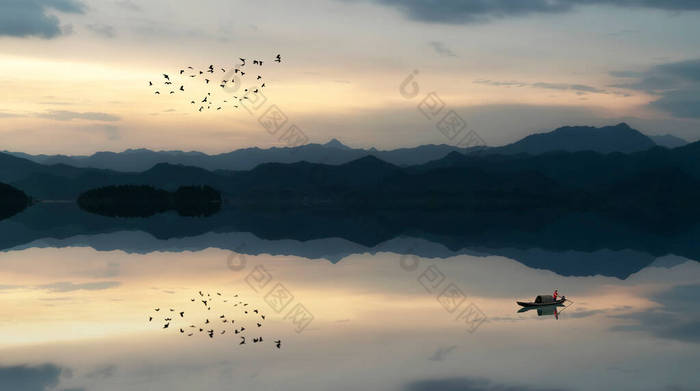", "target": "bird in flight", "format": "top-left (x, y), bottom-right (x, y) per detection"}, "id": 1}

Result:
top-left (275, 54), bottom-right (281, 63)
top-left (239, 58), bottom-right (246, 66)
top-left (275, 340), bottom-right (281, 348)
top-left (163, 74), bottom-right (169, 80)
